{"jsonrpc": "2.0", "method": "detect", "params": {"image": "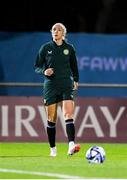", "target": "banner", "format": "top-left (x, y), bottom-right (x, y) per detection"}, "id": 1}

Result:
top-left (0, 32), bottom-right (127, 96)
top-left (0, 96), bottom-right (127, 143)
